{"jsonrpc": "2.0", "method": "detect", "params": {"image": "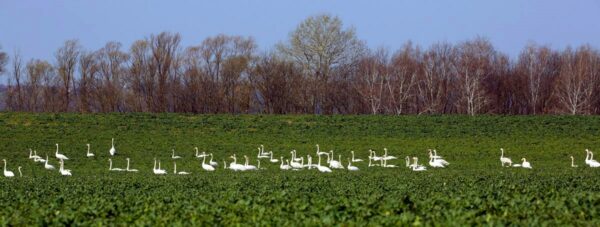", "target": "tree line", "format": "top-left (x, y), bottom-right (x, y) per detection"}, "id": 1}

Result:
top-left (1, 14), bottom-right (599, 115)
